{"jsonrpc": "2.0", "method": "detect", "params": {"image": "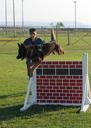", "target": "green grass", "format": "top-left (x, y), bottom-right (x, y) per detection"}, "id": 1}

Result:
top-left (0, 32), bottom-right (91, 128)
